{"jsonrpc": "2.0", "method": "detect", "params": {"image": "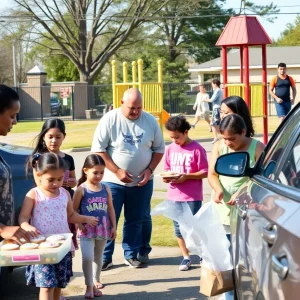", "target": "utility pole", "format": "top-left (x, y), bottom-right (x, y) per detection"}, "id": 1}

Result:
top-left (13, 40), bottom-right (17, 88)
